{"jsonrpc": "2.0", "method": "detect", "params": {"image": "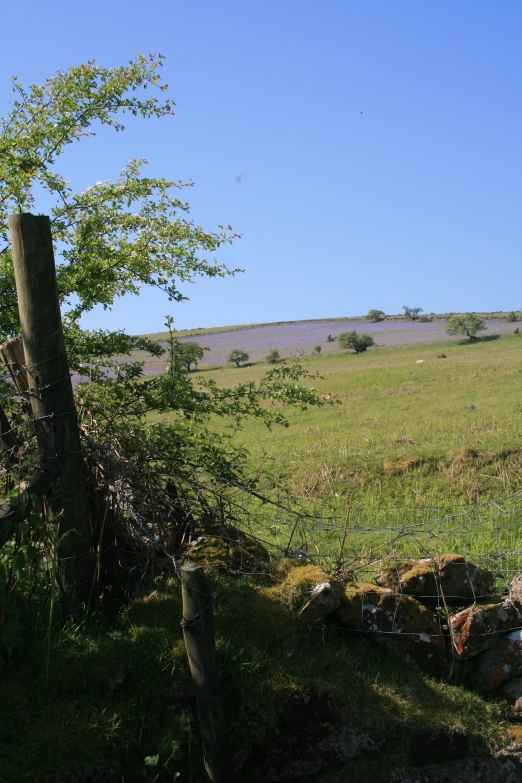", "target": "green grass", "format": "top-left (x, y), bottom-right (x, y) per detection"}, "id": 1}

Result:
top-left (3, 332), bottom-right (521, 782)
top-left (174, 333), bottom-right (522, 508)
top-left (149, 332), bottom-right (522, 582)
top-left (0, 573), bottom-right (506, 783)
